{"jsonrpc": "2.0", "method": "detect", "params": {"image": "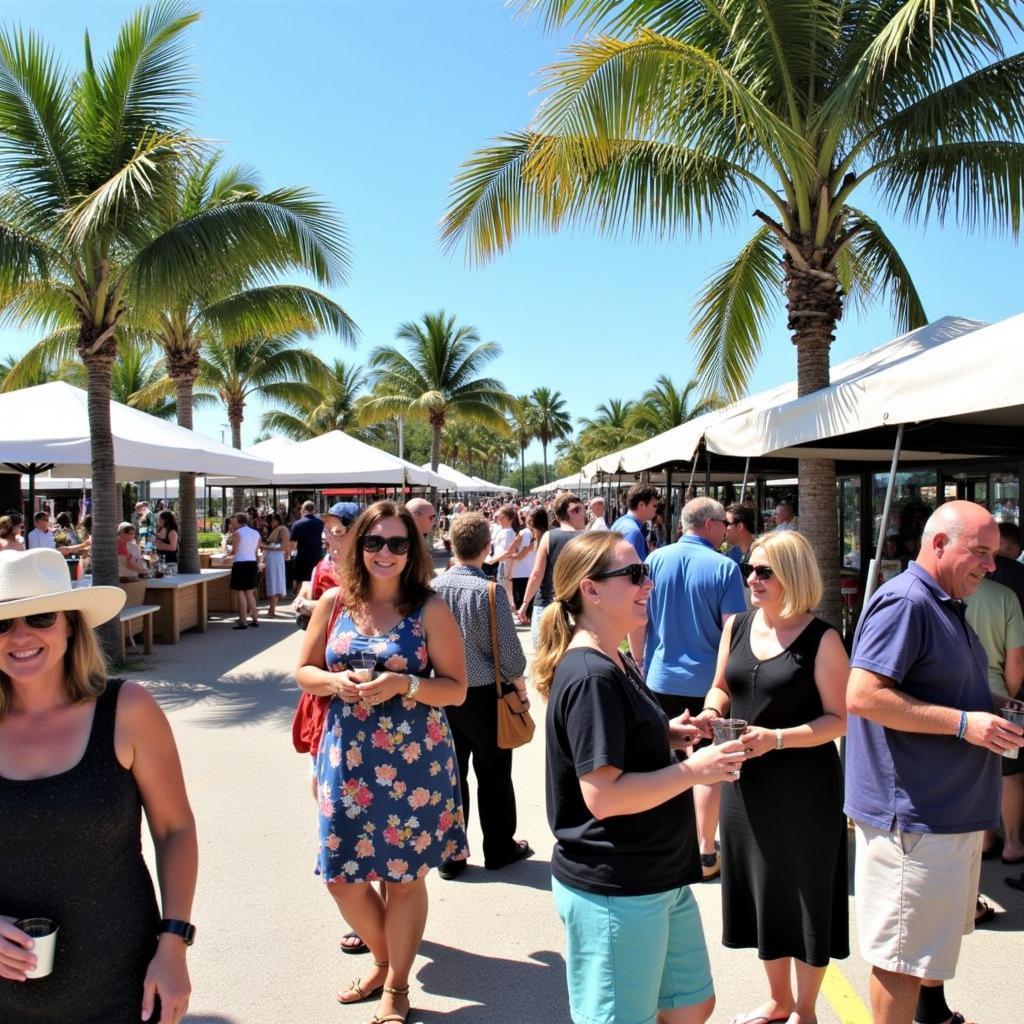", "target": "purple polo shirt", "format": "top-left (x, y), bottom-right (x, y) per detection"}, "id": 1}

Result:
top-left (845, 561), bottom-right (1000, 834)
